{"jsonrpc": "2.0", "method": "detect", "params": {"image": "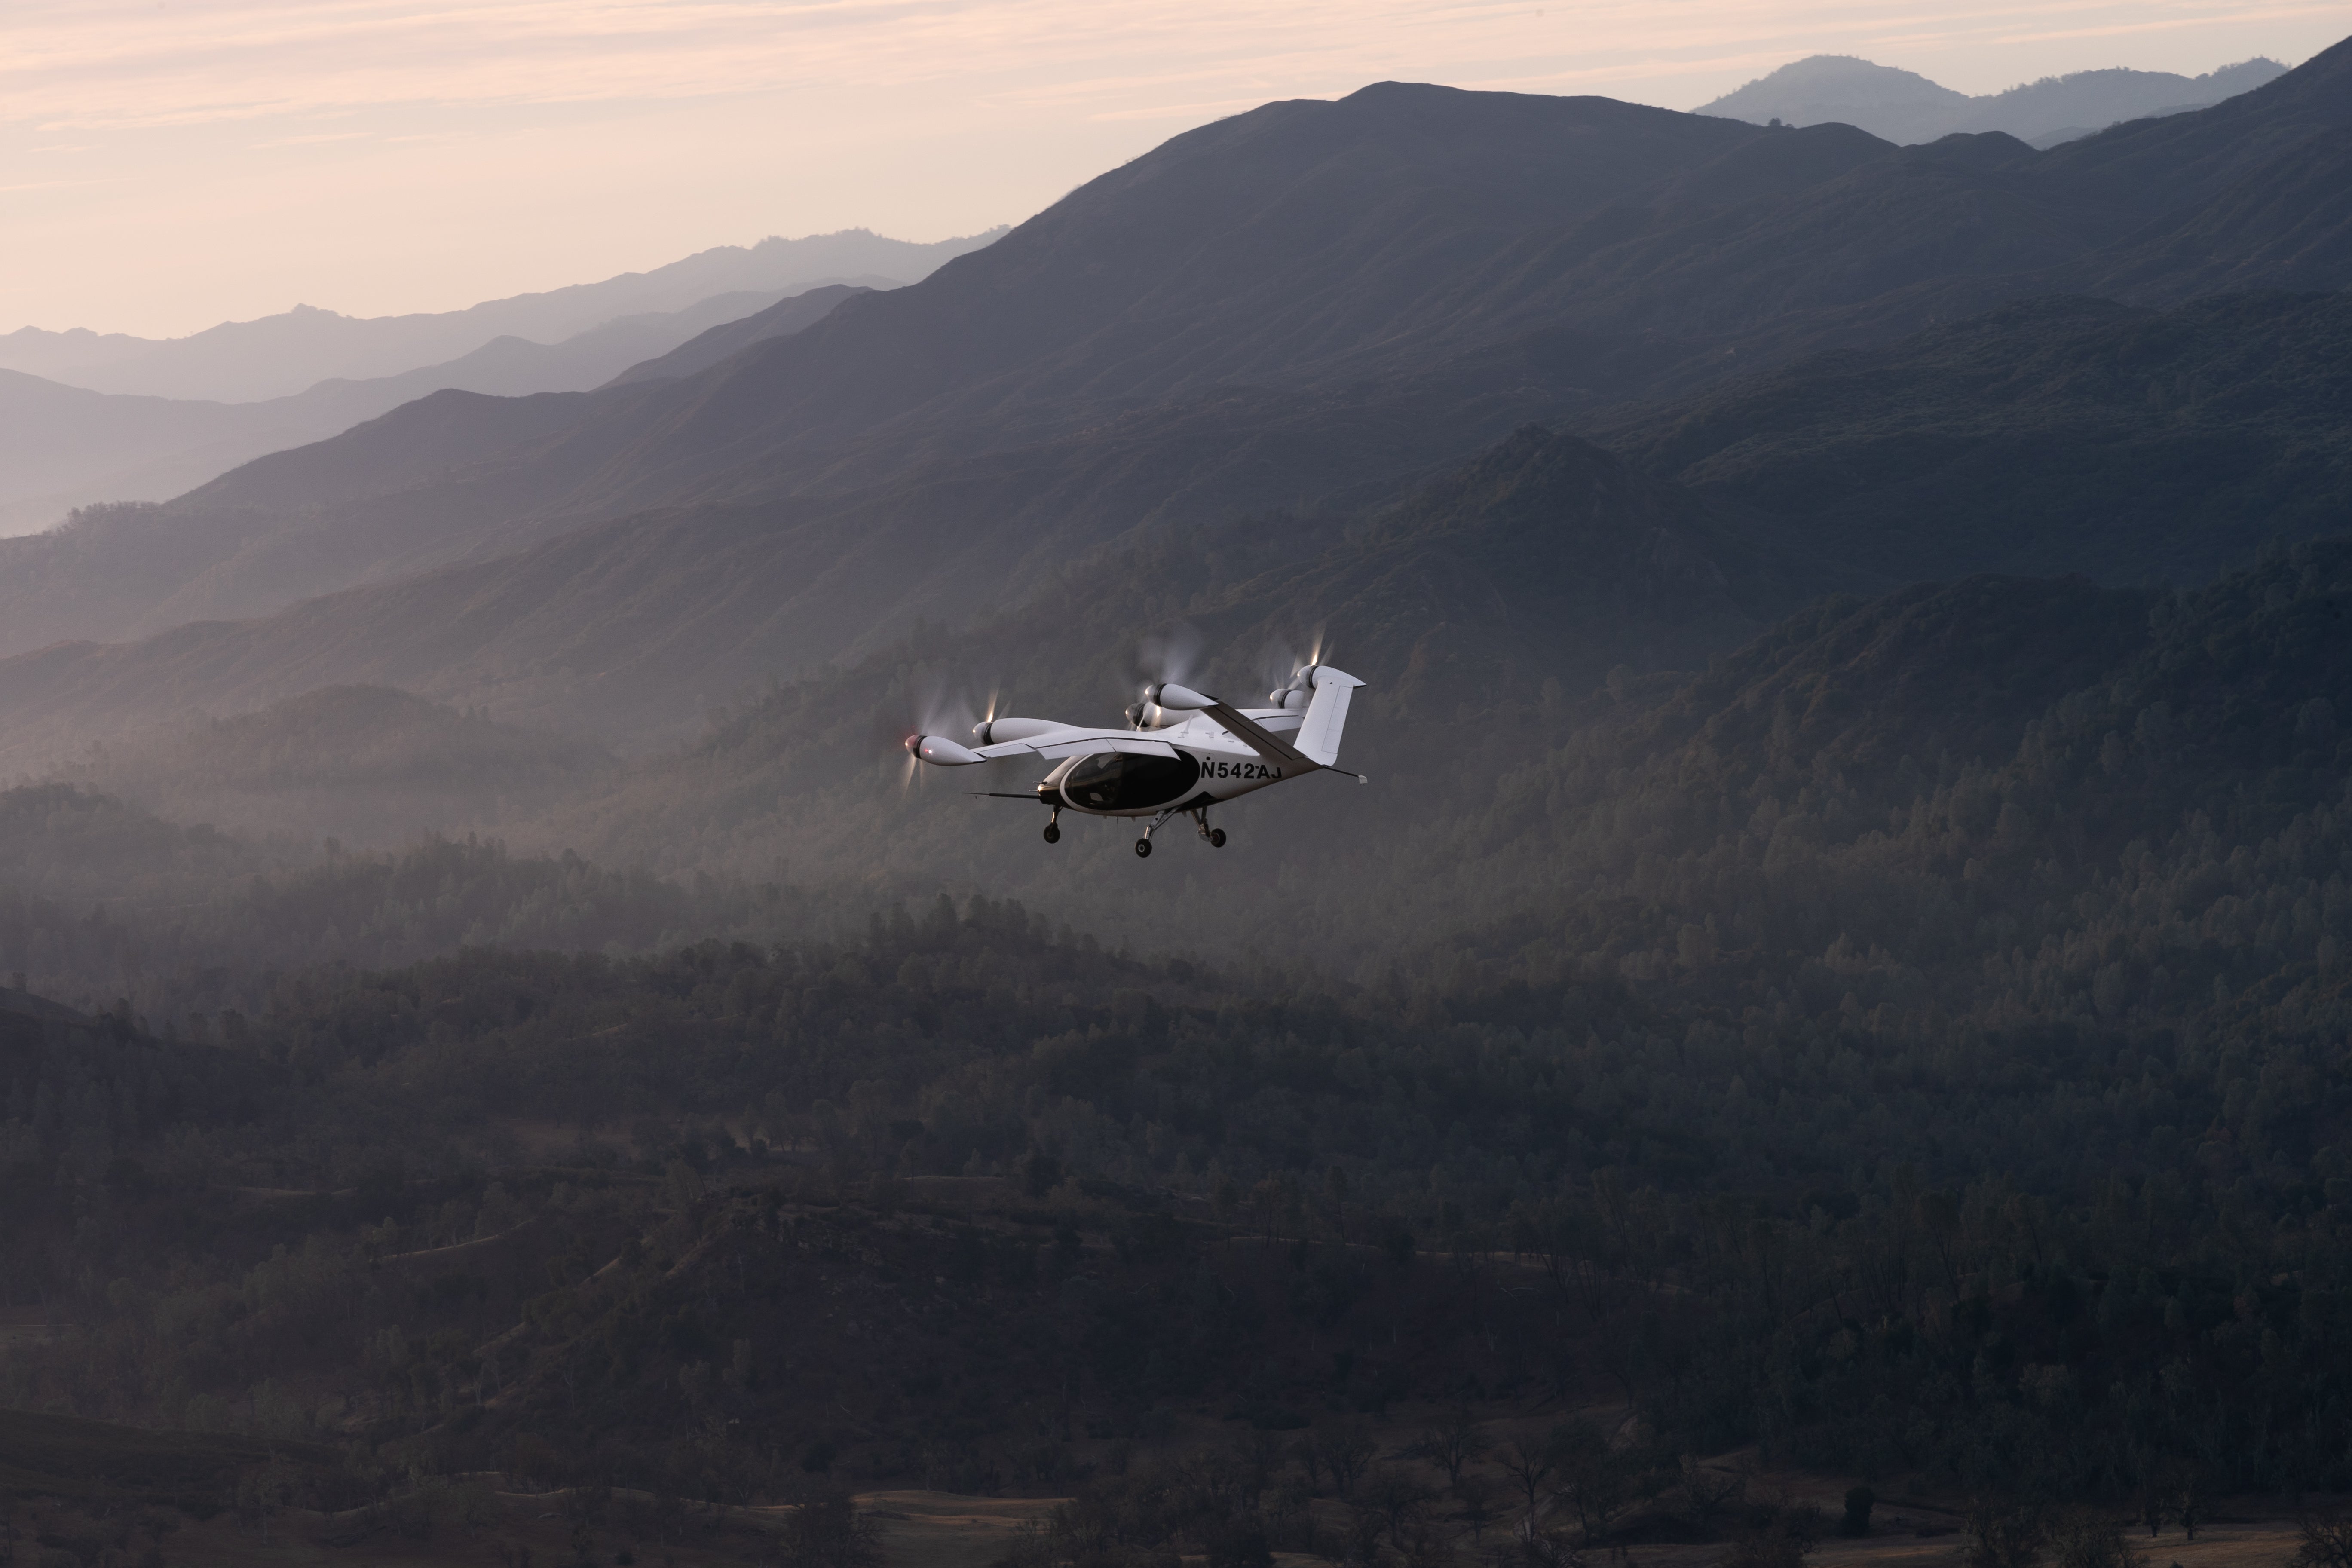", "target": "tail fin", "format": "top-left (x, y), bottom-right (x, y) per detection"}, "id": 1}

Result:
top-left (1295, 667), bottom-right (1363, 767)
